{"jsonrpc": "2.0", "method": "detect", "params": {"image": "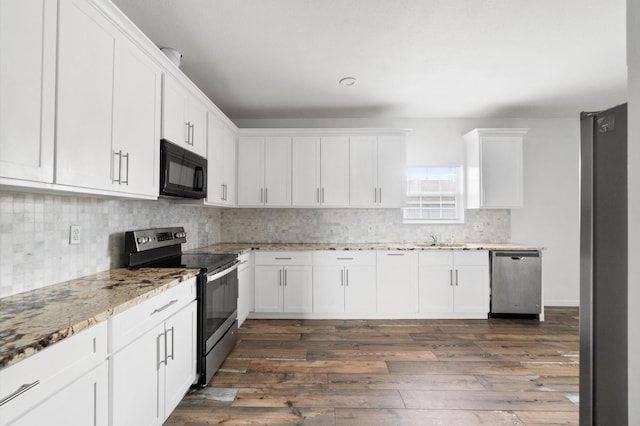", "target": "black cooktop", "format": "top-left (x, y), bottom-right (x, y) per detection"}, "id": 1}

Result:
top-left (143, 253), bottom-right (238, 274)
